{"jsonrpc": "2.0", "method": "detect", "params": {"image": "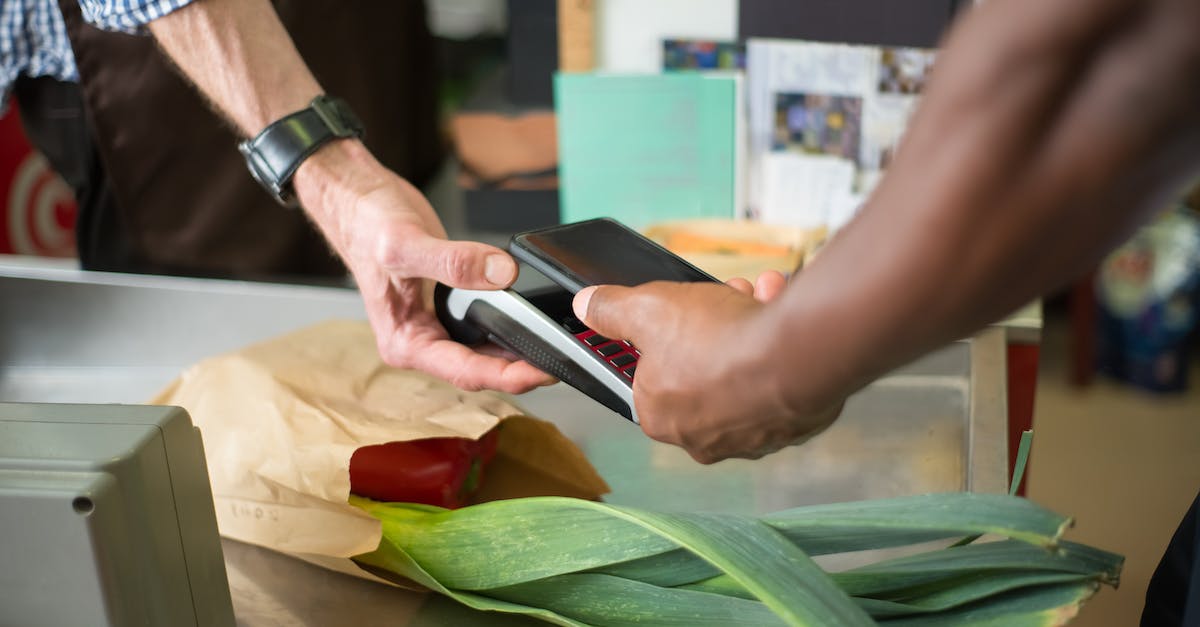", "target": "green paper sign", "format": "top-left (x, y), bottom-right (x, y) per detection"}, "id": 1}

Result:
top-left (555, 73), bottom-right (738, 230)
